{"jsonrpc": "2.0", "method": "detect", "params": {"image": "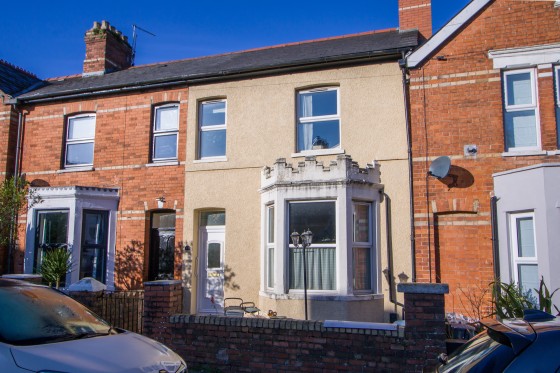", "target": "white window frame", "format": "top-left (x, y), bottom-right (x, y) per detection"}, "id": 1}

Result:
top-left (509, 212), bottom-right (538, 290)
top-left (555, 65), bottom-right (560, 149)
top-left (266, 204), bottom-right (275, 290)
top-left (352, 202), bottom-right (374, 293)
top-left (287, 200), bottom-right (338, 294)
top-left (198, 99), bottom-right (227, 160)
top-left (65, 114), bottom-right (96, 168)
top-left (152, 103), bottom-right (179, 162)
top-left (502, 68), bottom-right (541, 152)
top-left (296, 87), bottom-right (341, 154)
